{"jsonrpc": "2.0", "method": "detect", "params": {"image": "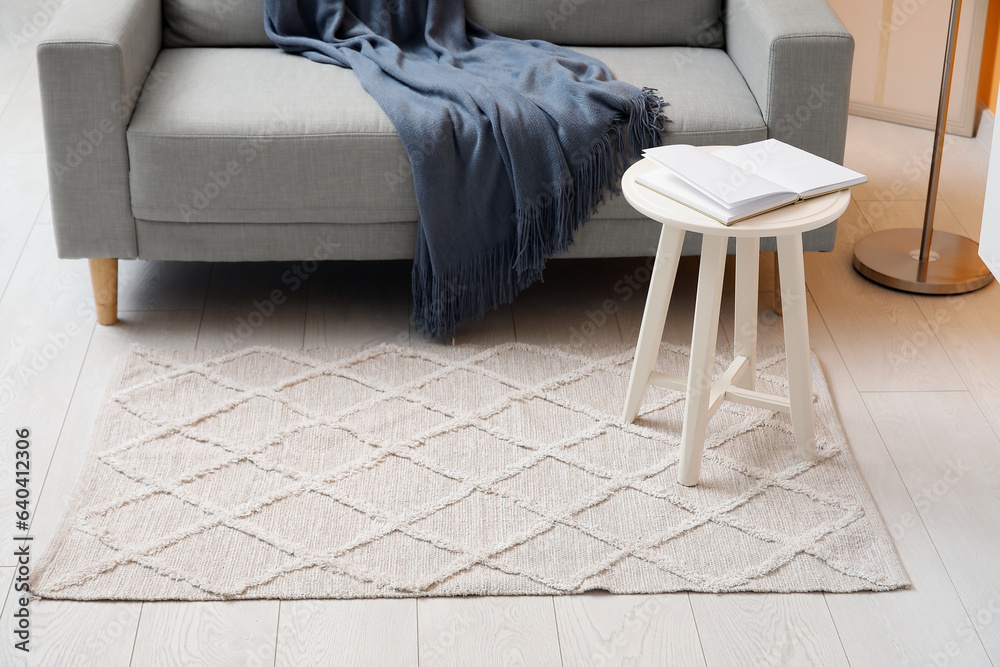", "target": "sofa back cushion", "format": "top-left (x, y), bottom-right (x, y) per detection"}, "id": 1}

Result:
top-left (466, 0), bottom-right (723, 47)
top-left (163, 0), bottom-right (270, 47)
top-left (162, 0), bottom-right (724, 48)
